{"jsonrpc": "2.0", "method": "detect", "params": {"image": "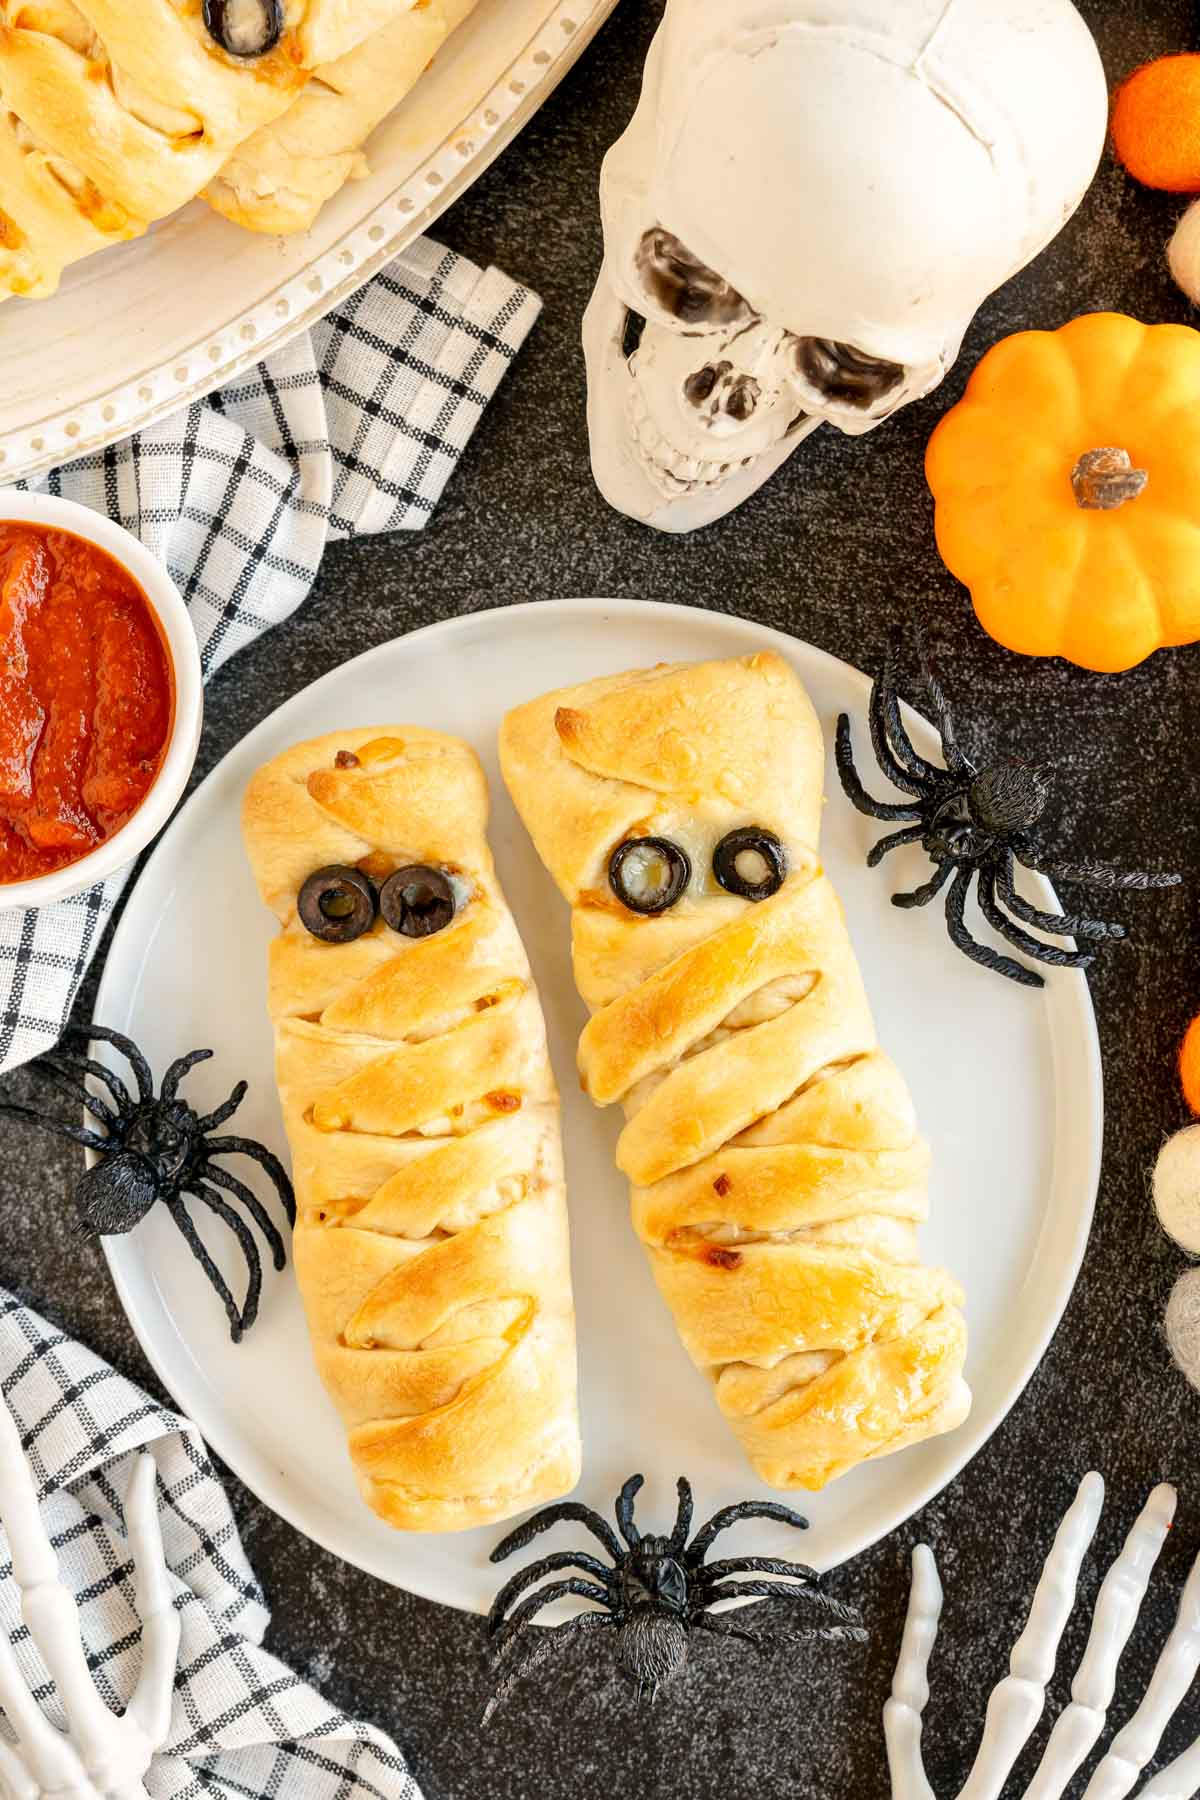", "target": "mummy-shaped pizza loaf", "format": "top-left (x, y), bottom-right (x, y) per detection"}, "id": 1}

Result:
top-left (500, 654), bottom-right (970, 1490)
top-left (0, 0), bottom-right (414, 300)
top-left (242, 729), bottom-right (580, 1532)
